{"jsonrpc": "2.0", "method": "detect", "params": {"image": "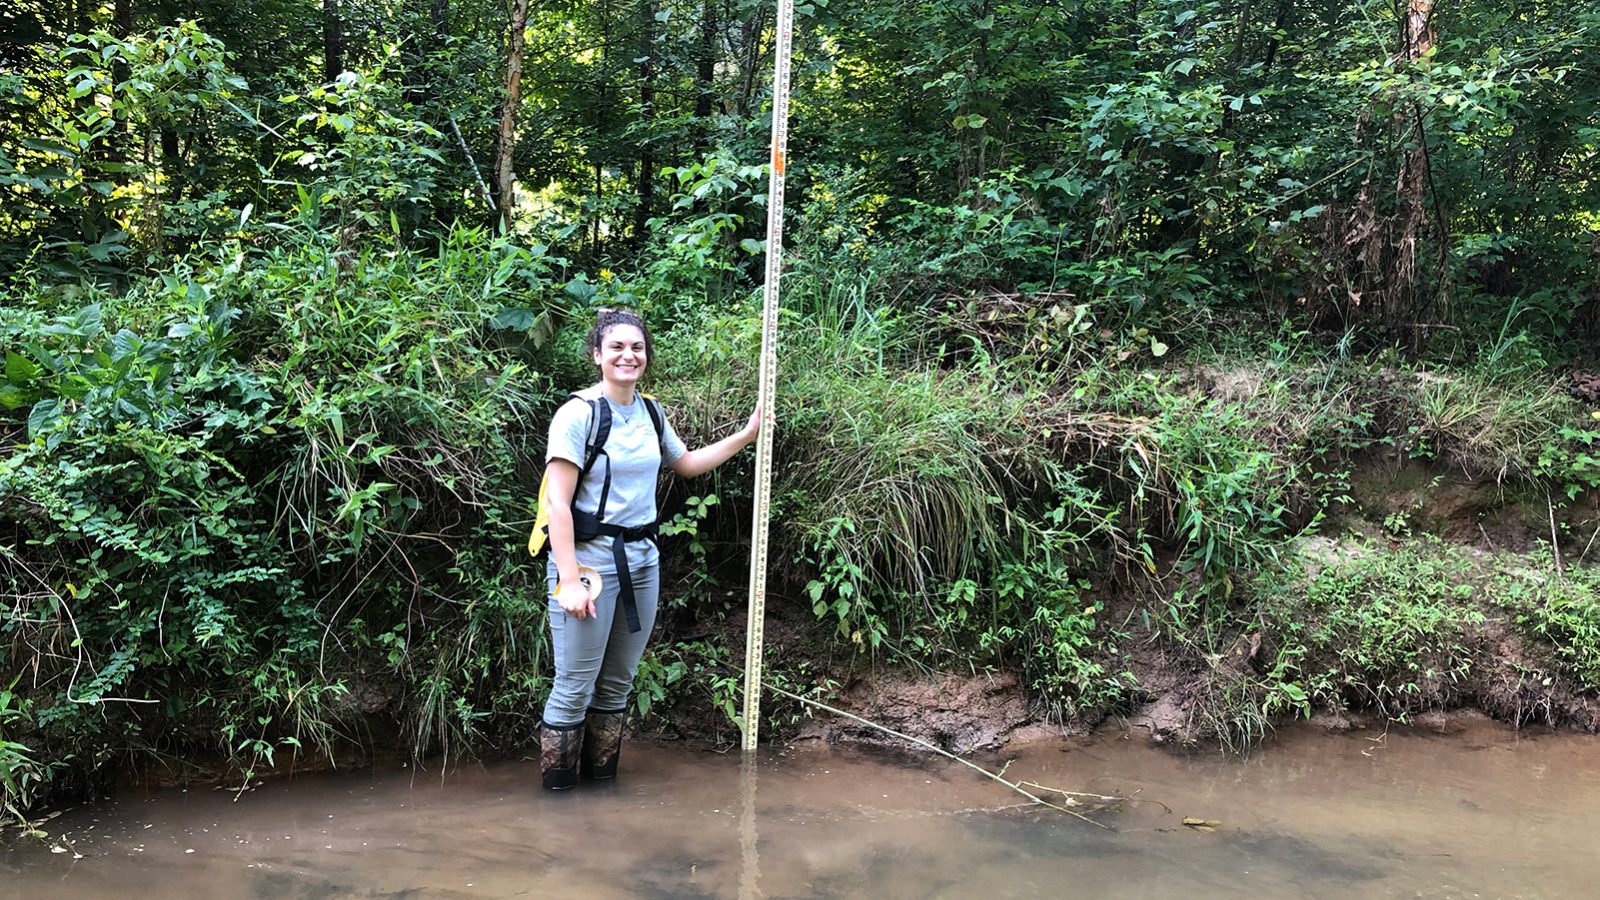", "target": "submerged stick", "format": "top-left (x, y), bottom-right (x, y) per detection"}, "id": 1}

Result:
top-left (761, 681), bottom-right (1120, 827)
